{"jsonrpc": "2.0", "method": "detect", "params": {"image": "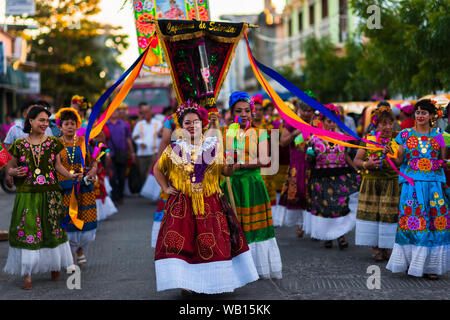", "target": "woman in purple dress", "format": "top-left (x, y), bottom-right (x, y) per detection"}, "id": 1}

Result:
top-left (274, 101), bottom-right (314, 236)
